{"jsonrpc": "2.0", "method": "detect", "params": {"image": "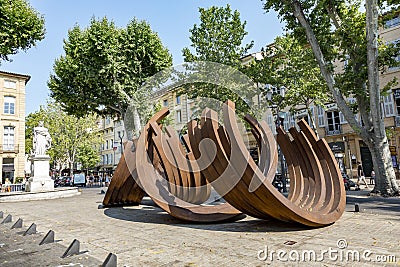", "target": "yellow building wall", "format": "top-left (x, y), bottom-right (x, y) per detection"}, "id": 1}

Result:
top-left (0, 71), bottom-right (29, 183)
